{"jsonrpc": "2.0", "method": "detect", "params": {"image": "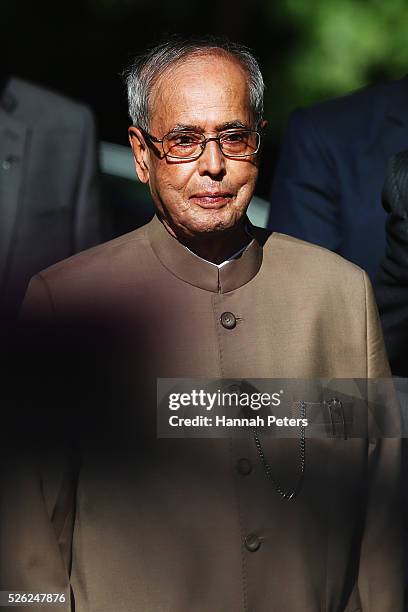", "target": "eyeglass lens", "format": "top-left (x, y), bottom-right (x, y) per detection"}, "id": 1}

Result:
top-left (163, 130), bottom-right (259, 159)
